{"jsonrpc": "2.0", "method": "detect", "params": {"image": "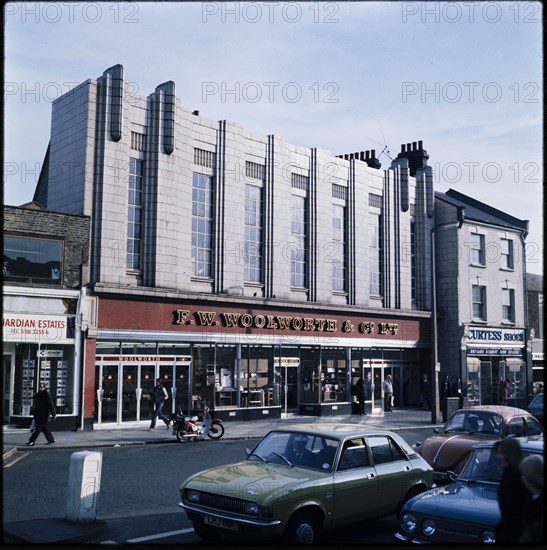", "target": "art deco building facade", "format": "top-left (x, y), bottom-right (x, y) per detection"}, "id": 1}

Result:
top-left (32, 64), bottom-right (436, 428)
